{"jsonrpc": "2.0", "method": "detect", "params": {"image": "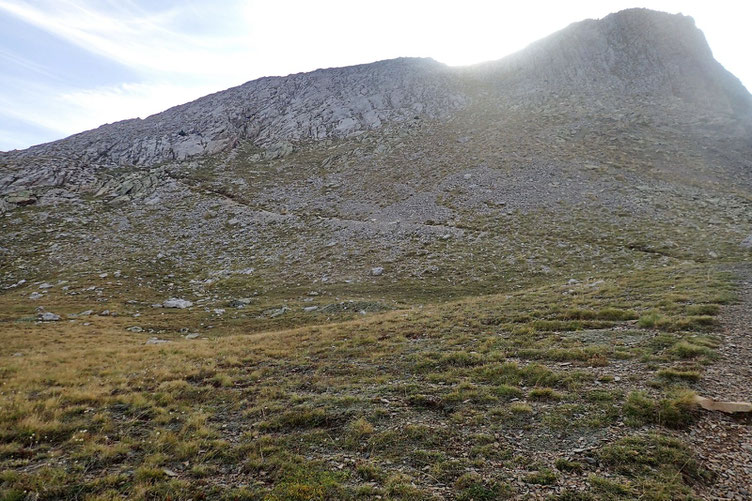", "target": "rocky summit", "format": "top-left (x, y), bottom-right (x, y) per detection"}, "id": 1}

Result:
top-left (1, 8), bottom-right (752, 500)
